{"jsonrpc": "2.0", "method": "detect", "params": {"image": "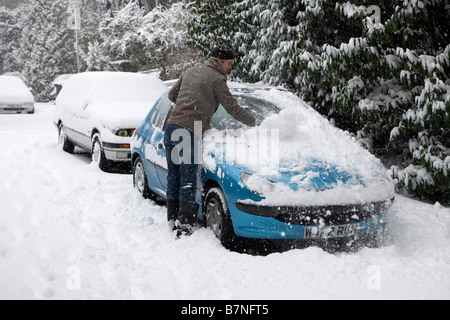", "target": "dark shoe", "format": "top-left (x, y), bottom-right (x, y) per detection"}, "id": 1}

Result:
top-left (176, 201), bottom-right (200, 238)
top-left (175, 221), bottom-right (194, 239)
